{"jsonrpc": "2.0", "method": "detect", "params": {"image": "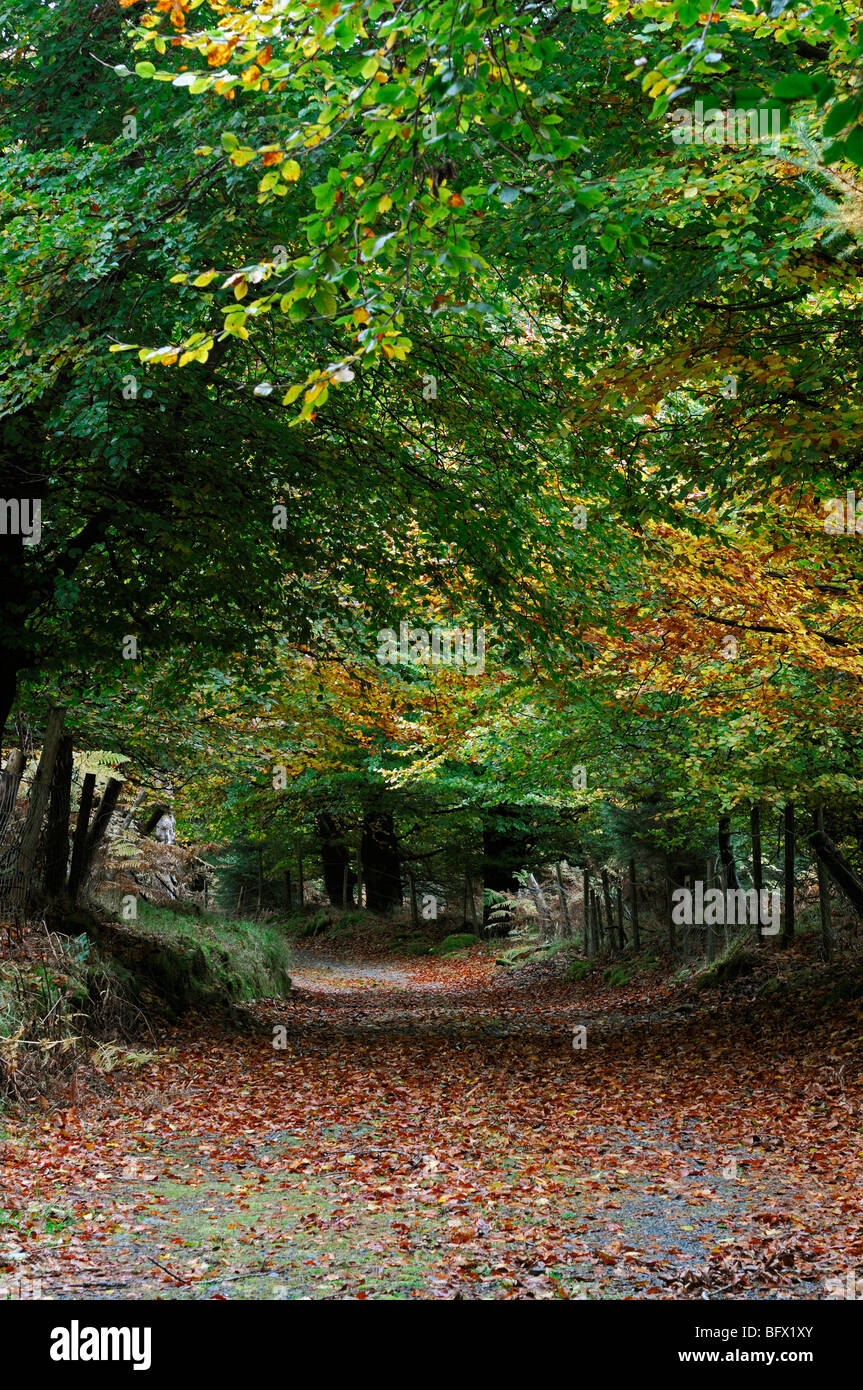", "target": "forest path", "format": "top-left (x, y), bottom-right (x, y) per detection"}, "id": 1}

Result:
top-left (2, 944), bottom-right (860, 1300)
